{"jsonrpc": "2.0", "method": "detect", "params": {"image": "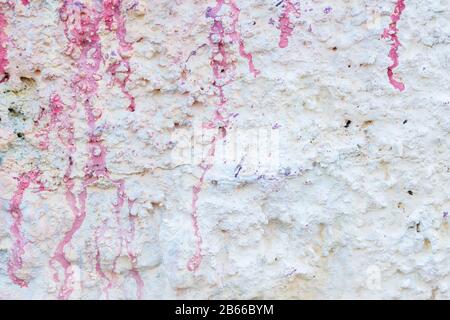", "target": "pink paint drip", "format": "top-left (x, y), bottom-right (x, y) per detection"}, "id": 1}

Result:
top-left (58, 4), bottom-right (109, 298)
top-left (94, 221), bottom-right (113, 300)
top-left (206, 0), bottom-right (260, 78)
top-left (107, 59), bottom-right (135, 112)
top-left (0, 5), bottom-right (8, 83)
top-left (382, 0), bottom-right (406, 92)
top-left (8, 170), bottom-right (46, 287)
top-left (35, 93), bottom-right (74, 151)
top-left (278, 0), bottom-right (300, 48)
top-left (103, 0), bottom-right (135, 112)
top-left (126, 201), bottom-right (144, 299)
top-left (55, 0), bottom-right (142, 299)
top-left (34, 93), bottom-right (81, 300)
top-left (187, 0), bottom-right (259, 272)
